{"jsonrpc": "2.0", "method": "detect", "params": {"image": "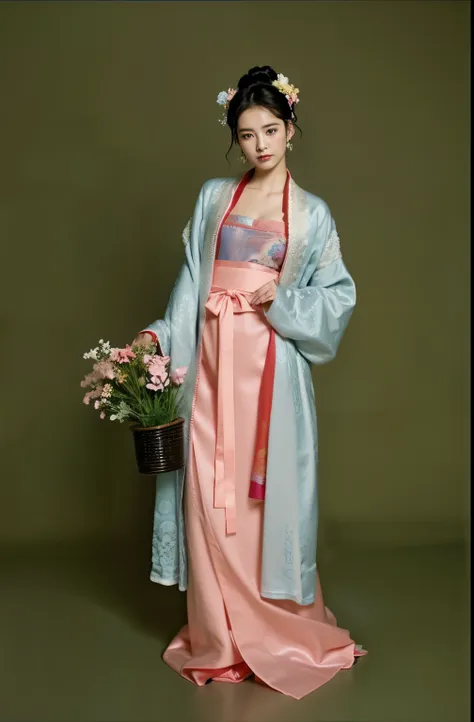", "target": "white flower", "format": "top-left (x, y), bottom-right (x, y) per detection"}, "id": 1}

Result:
top-left (110, 414), bottom-right (117, 421)
top-left (83, 347), bottom-right (99, 360)
top-left (217, 91), bottom-right (229, 105)
top-left (277, 74), bottom-right (289, 85)
top-left (101, 384), bottom-right (112, 398)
